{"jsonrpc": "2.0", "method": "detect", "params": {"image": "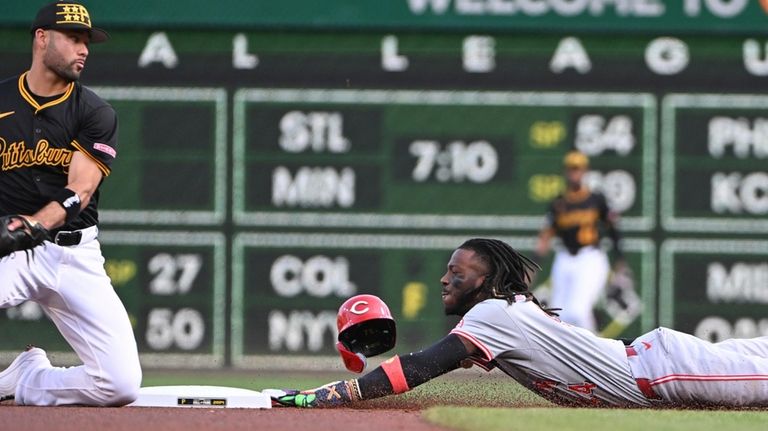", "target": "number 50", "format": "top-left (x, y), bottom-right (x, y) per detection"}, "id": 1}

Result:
top-left (145, 308), bottom-right (205, 351)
